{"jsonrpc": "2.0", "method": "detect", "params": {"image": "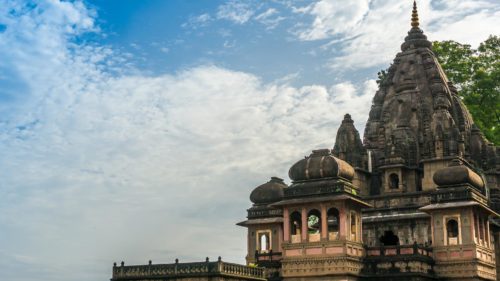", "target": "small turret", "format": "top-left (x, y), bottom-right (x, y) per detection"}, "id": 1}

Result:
top-left (333, 114), bottom-right (366, 168)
